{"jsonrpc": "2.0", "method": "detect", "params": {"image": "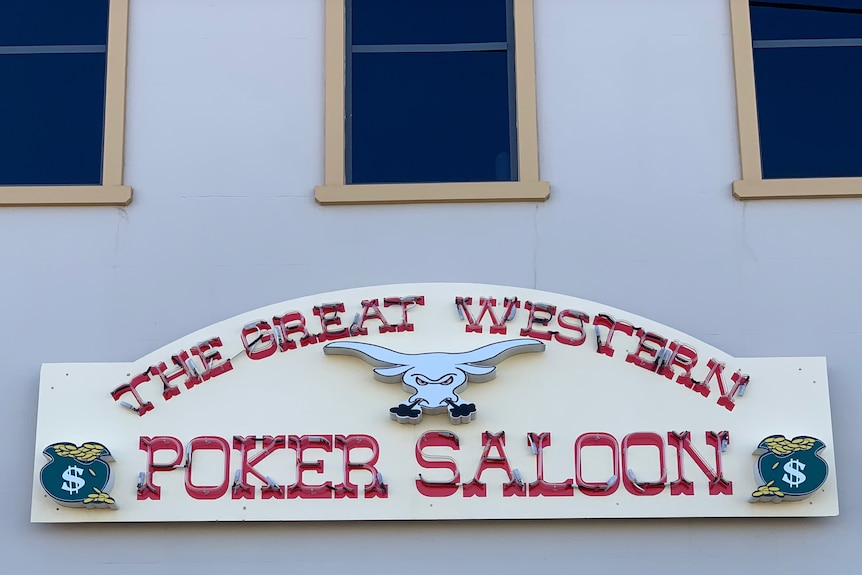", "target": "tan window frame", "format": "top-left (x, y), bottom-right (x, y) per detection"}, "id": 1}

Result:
top-left (730, 0), bottom-right (862, 200)
top-left (315, 0), bottom-right (550, 205)
top-left (0, 0), bottom-right (131, 207)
